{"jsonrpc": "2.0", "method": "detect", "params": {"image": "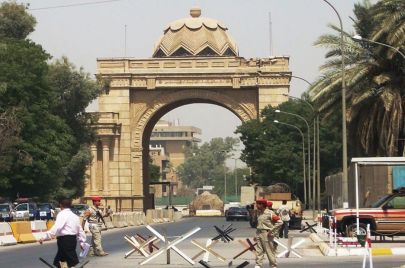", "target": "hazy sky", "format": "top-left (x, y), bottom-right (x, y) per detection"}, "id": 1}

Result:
top-left (19, 0), bottom-right (362, 147)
